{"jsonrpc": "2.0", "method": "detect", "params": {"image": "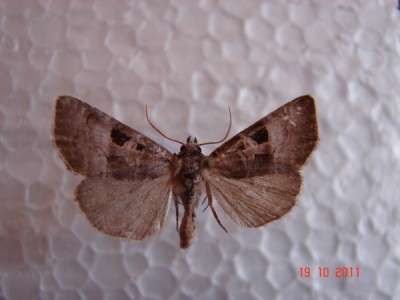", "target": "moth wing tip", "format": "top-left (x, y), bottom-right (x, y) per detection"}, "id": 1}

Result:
top-left (299, 94), bottom-right (315, 103)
